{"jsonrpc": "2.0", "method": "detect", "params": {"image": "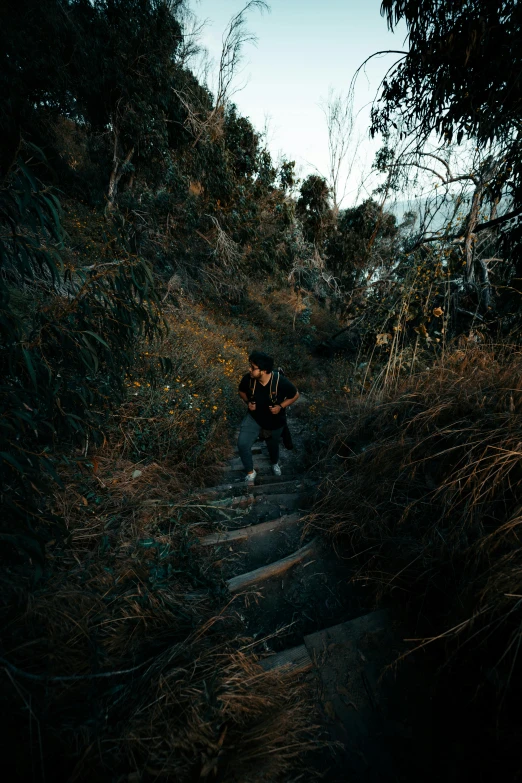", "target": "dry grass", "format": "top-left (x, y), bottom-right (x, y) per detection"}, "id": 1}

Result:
top-left (298, 341), bottom-right (522, 774)
top-left (0, 291), bottom-right (329, 781)
top-left (1, 448), bottom-right (320, 781)
top-left (307, 343), bottom-right (522, 704)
